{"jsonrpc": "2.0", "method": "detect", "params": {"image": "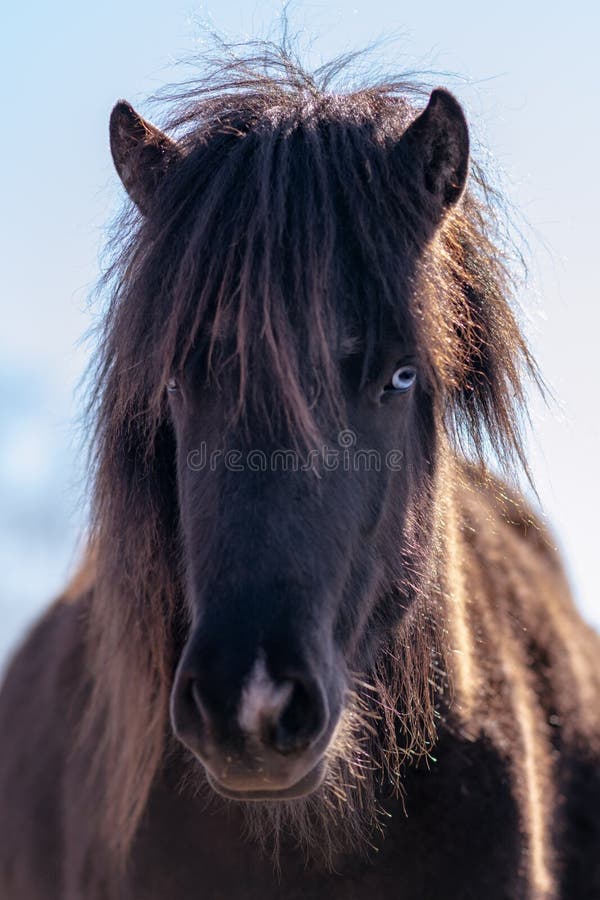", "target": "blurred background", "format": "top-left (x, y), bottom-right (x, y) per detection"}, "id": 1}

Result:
top-left (1, 1), bottom-right (598, 667)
